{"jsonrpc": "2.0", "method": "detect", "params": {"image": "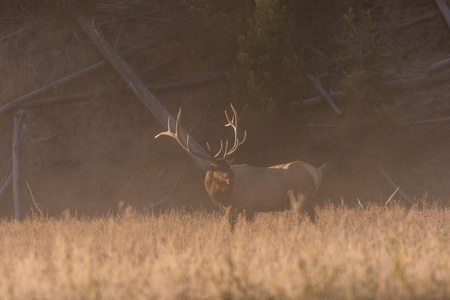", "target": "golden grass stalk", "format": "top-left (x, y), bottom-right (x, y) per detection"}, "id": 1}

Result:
top-left (0, 203), bottom-right (448, 299)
